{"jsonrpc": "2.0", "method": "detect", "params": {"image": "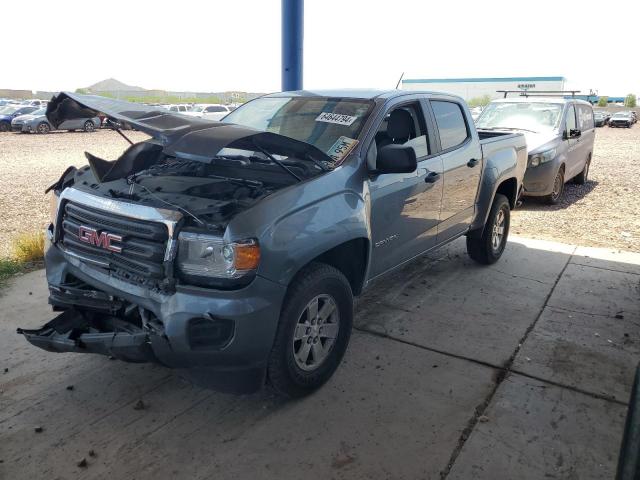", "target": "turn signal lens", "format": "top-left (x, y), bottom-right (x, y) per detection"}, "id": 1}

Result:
top-left (234, 242), bottom-right (261, 270)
